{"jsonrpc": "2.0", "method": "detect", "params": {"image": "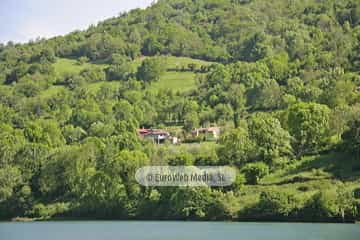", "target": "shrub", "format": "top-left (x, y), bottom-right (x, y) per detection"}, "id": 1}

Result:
top-left (78, 56), bottom-right (89, 65)
top-left (302, 189), bottom-right (356, 221)
top-left (228, 173), bottom-right (246, 192)
top-left (136, 57), bottom-right (165, 83)
top-left (80, 68), bottom-right (106, 83)
top-left (241, 162), bottom-right (269, 184)
top-left (207, 191), bottom-right (240, 220)
top-left (257, 189), bottom-right (298, 218)
top-left (297, 185), bottom-right (310, 192)
top-left (28, 202), bottom-right (70, 219)
top-left (167, 152), bottom-right (194, 166)
top-left (302, 191), bottom-right (337, 219)
top-left (354, 188), bottom-right (360, 199)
